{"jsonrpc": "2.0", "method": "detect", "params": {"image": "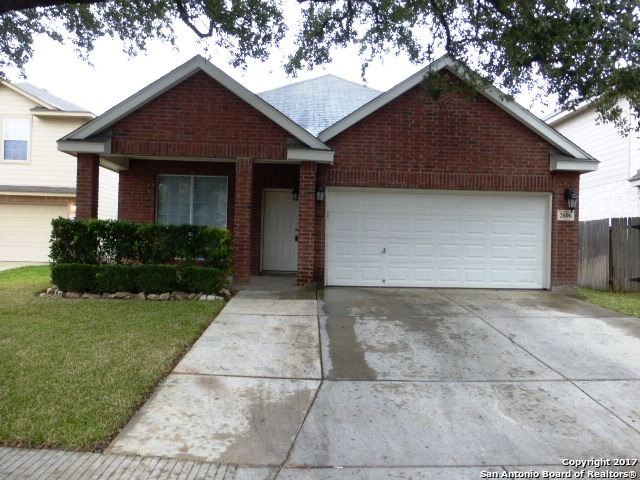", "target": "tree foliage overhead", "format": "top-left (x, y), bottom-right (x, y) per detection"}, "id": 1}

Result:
top-left (2, 0), bottom-right (640, 129)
